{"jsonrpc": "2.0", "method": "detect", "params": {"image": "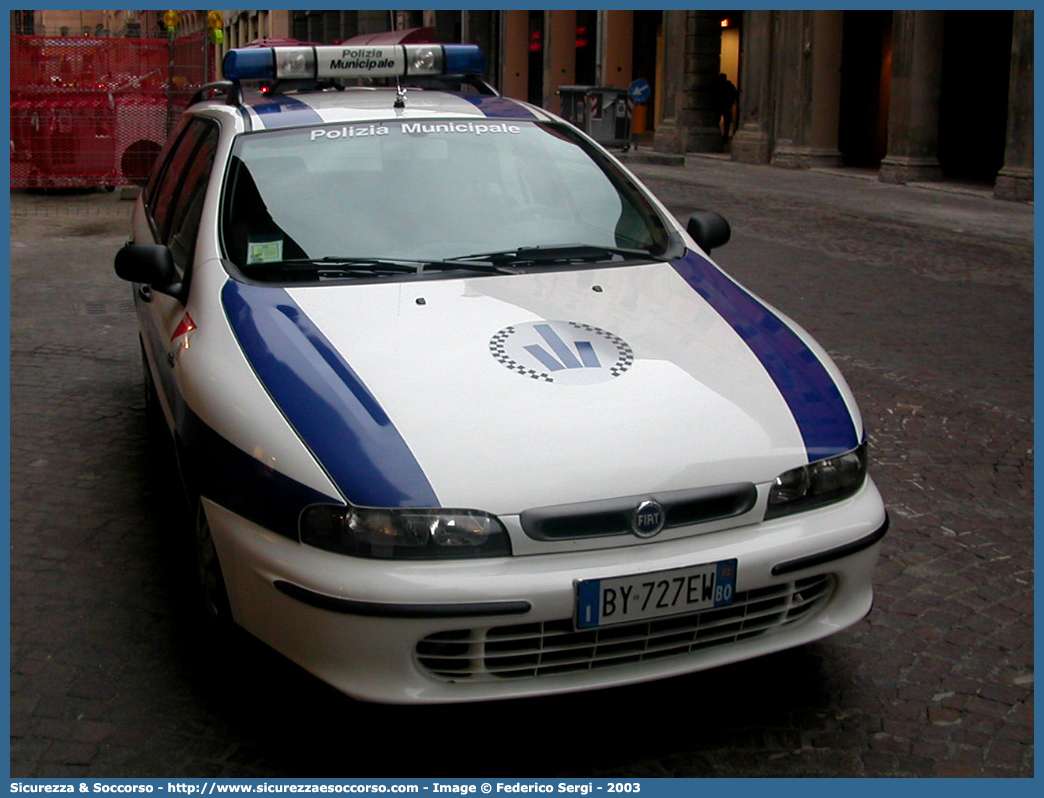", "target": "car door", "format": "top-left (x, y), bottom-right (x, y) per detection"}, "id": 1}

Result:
top-left (134, 116), bottom-right (219, 431)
